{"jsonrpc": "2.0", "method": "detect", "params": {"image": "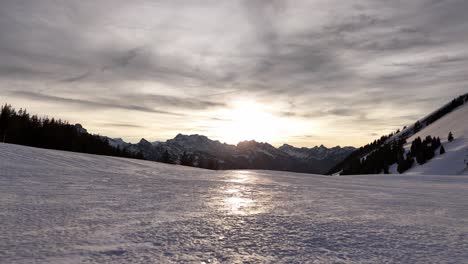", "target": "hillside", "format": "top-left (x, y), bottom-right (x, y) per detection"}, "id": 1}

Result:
top-left (329, 94), bottom-right (468, 175)
top-left (1, 143), bottom-right (467, 263)
top-left (0, 104), bottom-right (143, 160)
top-left (401, 101), bottom-right (468, 175)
